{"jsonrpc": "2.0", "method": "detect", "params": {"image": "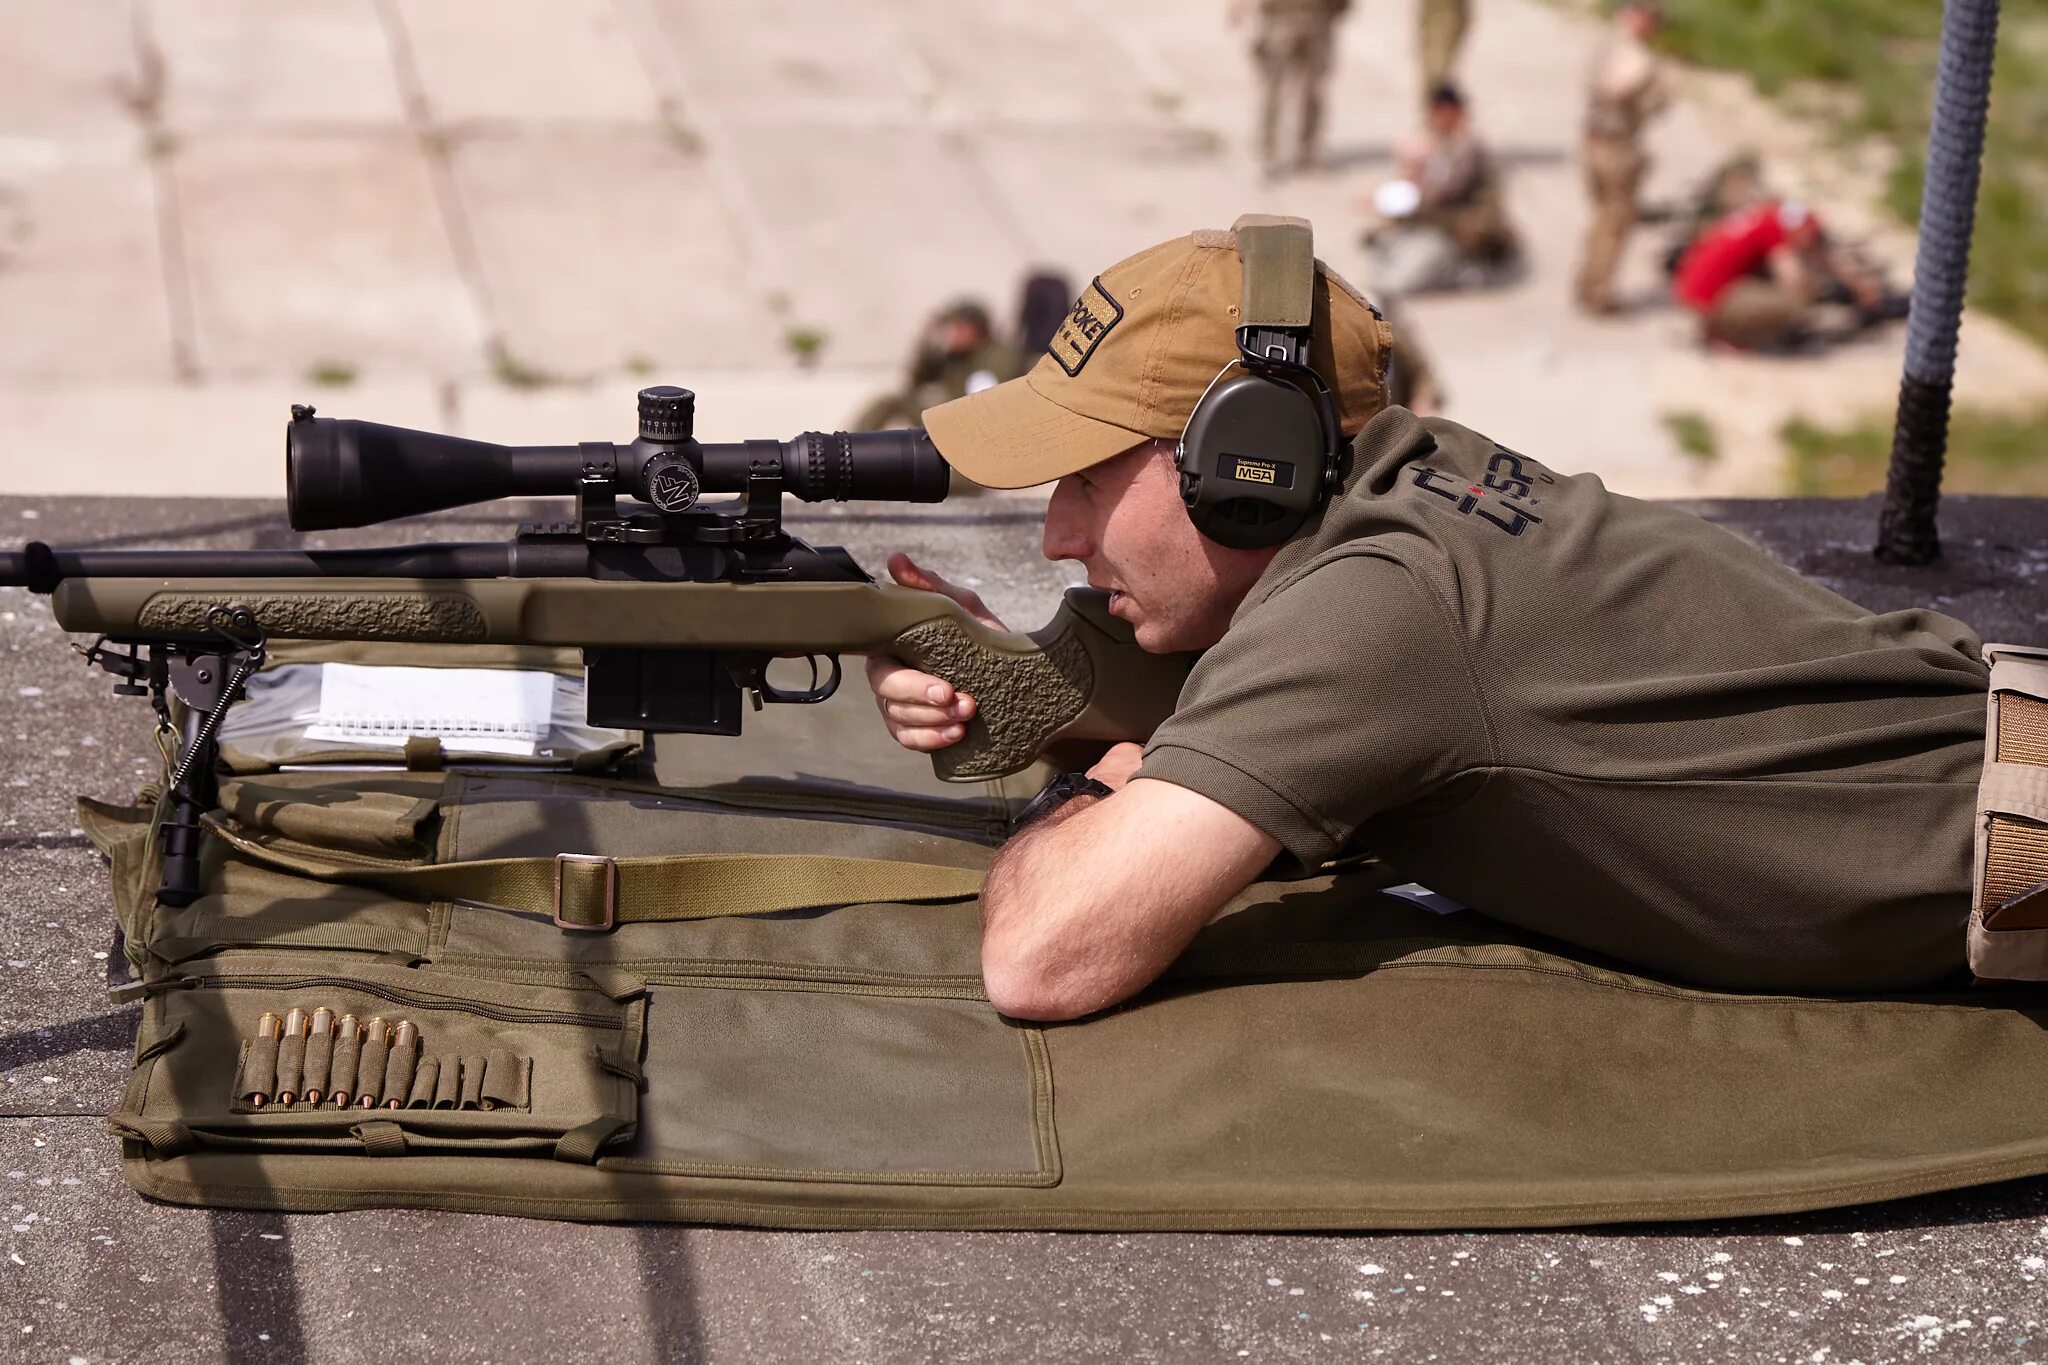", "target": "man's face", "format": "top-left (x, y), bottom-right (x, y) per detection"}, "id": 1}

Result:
top-left (1040, 440), bottom-right (1280, 652)
top-left (1426, 101), bottom-right (1463, 136)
